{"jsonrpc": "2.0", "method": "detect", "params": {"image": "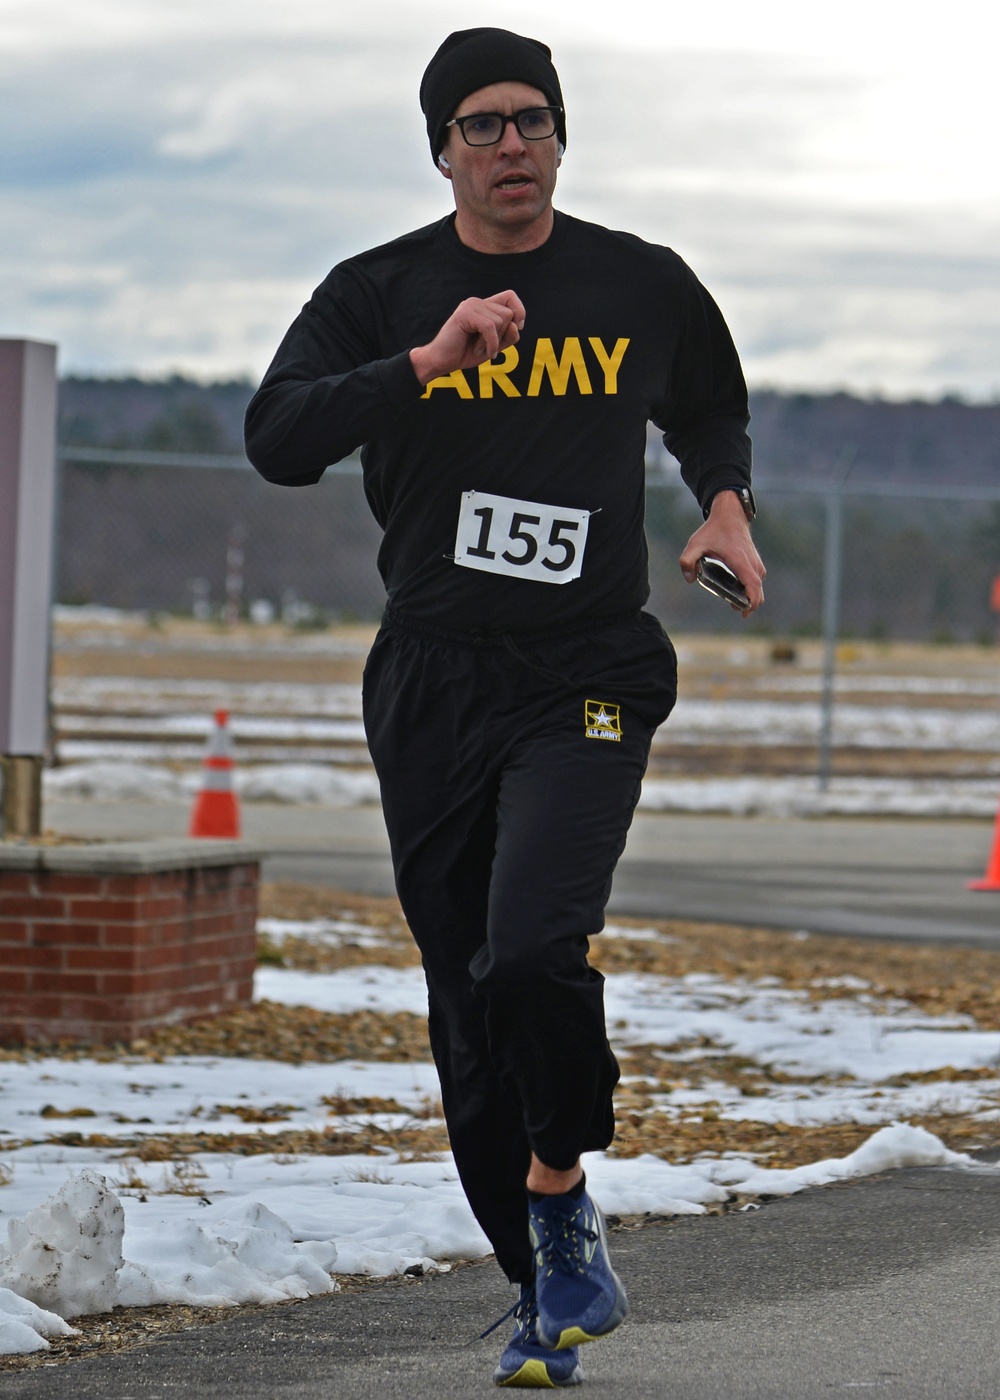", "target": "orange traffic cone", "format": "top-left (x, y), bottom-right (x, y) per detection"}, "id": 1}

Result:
top-left (968, 794), bottom-right (1000, 891)
top-left (188, 709), bottom-right (242, 839)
